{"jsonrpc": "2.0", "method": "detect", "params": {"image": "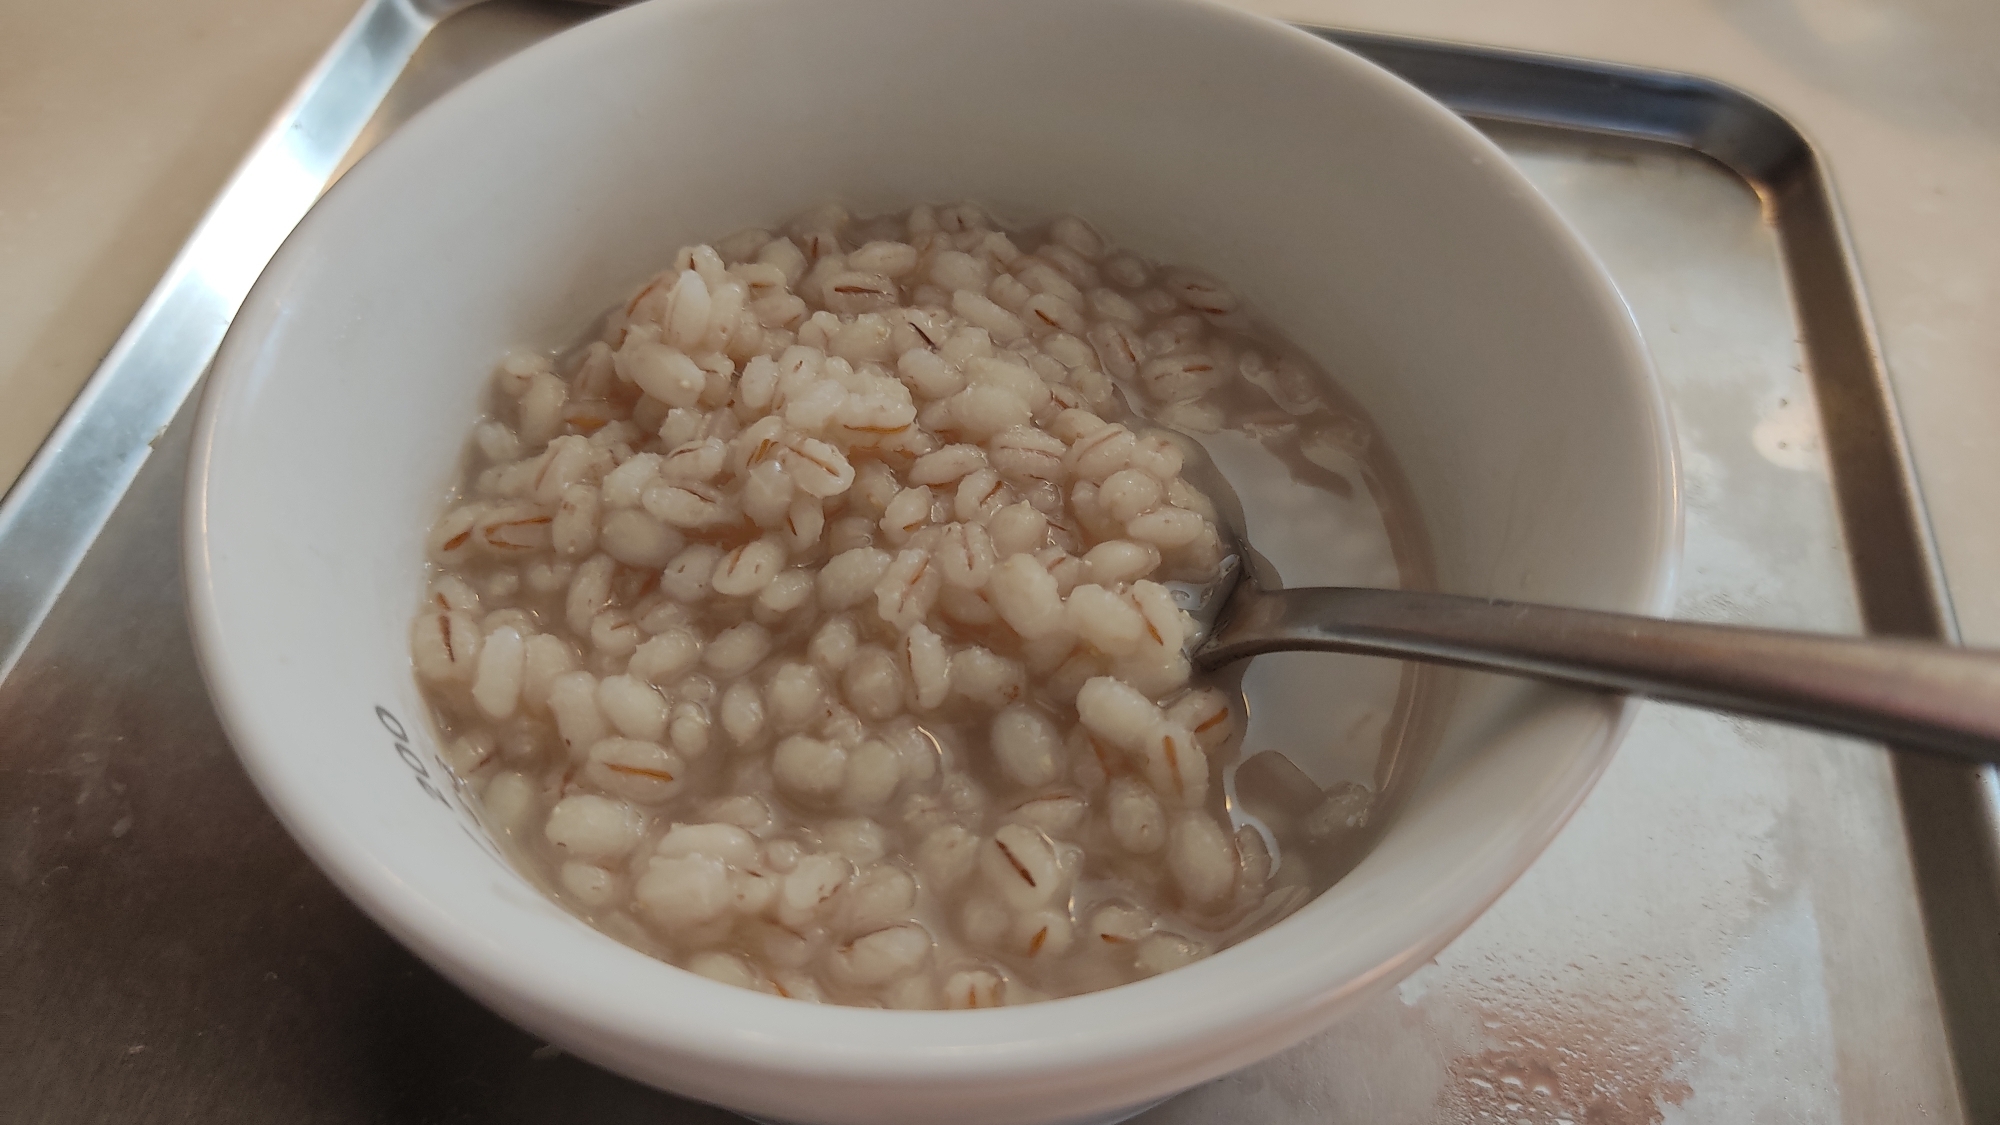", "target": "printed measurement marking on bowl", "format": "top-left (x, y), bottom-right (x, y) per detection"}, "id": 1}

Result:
top-left (375, 703), bottom-right (511, 867)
